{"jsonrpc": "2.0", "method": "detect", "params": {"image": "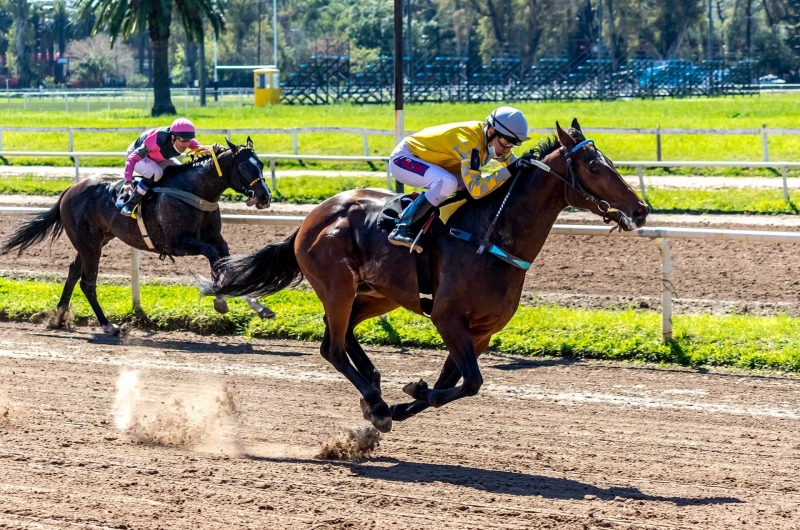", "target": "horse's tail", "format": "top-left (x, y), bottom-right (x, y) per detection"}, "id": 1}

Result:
top-left (1, 192), bottom-right (65, 256)
top-left (203, 229), bottom-right (303, 298)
